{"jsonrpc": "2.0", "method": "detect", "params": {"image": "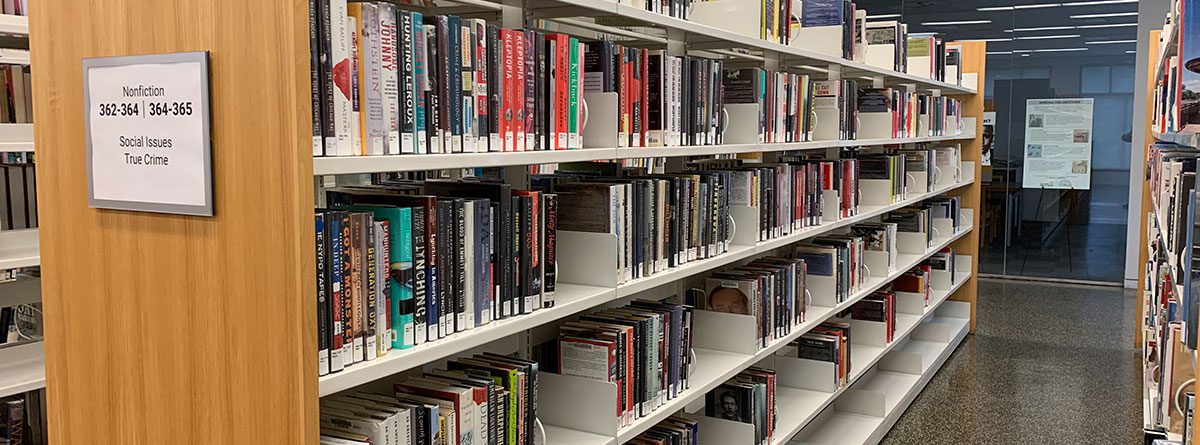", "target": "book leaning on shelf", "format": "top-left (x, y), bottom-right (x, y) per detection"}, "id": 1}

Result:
top-left (721, 68), bottom-right (816, 145)
top-left (318, 352), bottom-right (539, 445)
top-left (315, 179), bottom-right (558, 376)
top-left (628, 416), bottom-right (699, 445)
top-left (0, 152), bottom-right (35, 231)
top-left (688, 158), bottom-right (822, 242)
top-left (704, 368), bottom-right (777, 445)
top-left (533, 299), bottom-right (694, 427)
top-left (700, 257), bottom-right (809, 349)
top-left (785, 321), bottom-right (851, 388)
